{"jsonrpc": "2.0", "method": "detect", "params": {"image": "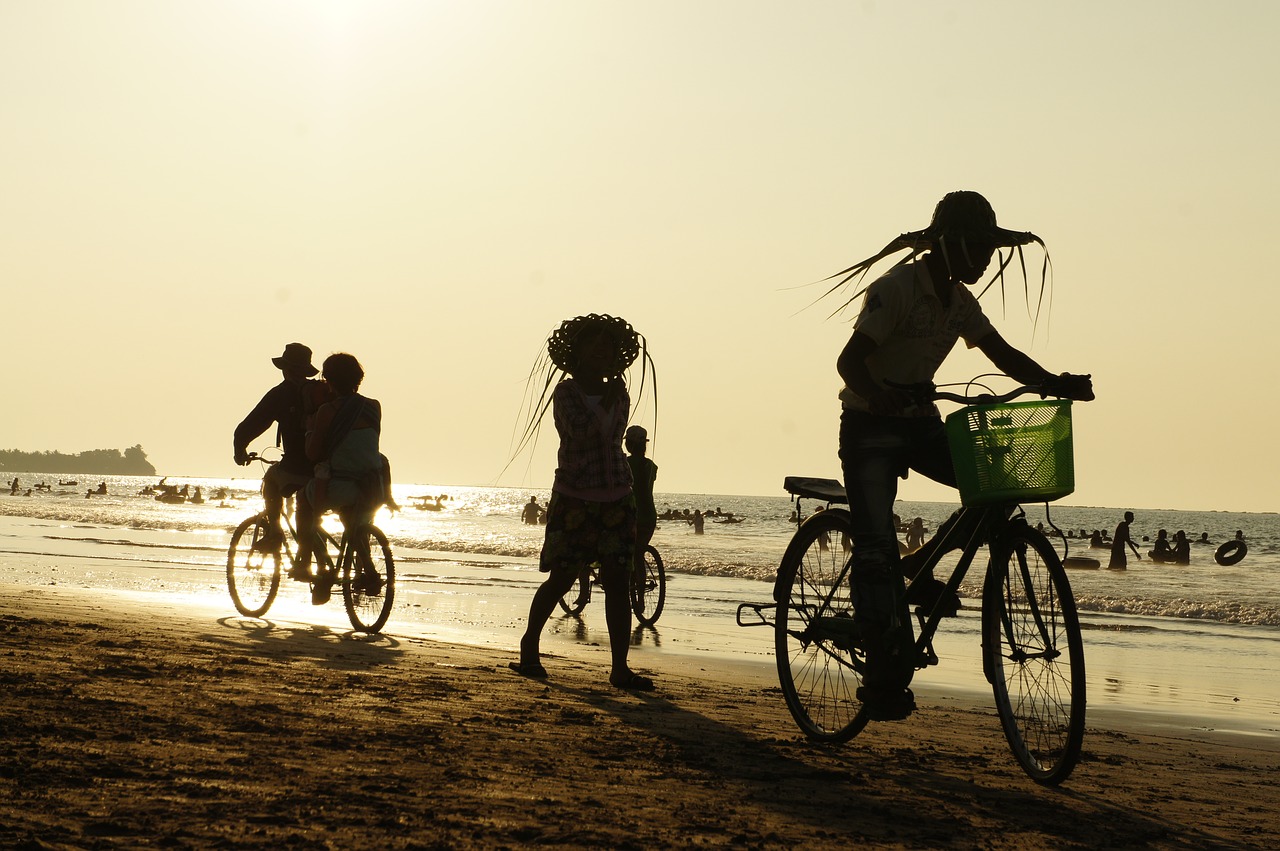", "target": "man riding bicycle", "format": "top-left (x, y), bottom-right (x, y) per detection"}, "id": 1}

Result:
top-left (831, 191), bottom-right (1094, 721)
top-left (232, 343), bottom-right (330, 552)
